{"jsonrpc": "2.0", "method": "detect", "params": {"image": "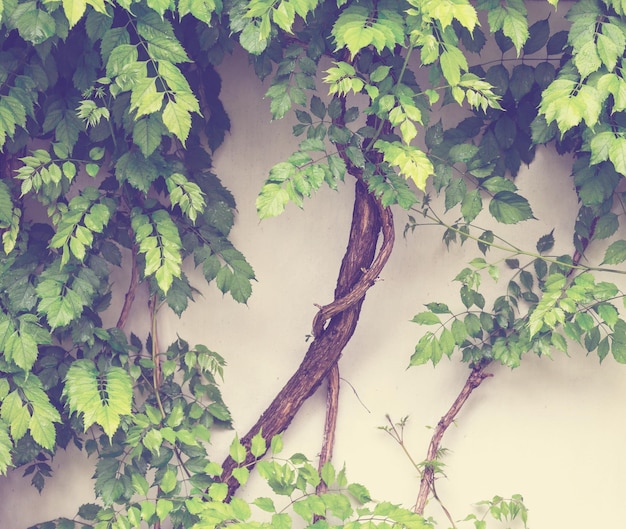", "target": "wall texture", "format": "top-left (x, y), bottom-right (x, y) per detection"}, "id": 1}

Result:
top-left (1, 4), bottom-right (626, 528)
